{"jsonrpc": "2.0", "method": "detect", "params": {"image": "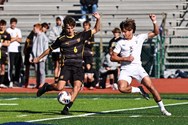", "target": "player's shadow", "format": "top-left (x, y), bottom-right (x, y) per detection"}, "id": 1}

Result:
top-left (0, 109), bottom-right (47, 114)
top-left (71, 110), bottom-right (100, 114)
top-left (47, 110), bottom-right (100, 115)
